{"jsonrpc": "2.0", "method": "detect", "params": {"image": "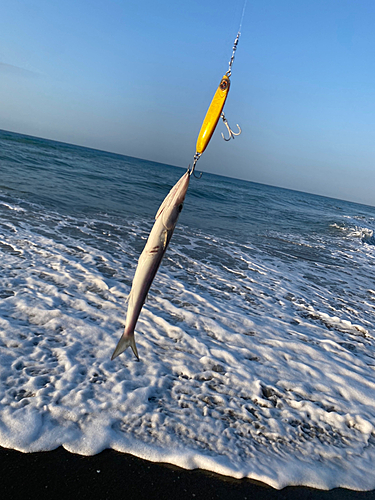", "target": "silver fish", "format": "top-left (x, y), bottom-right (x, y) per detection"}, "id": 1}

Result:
top-left (111, 171), bottom-right (190, 361)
